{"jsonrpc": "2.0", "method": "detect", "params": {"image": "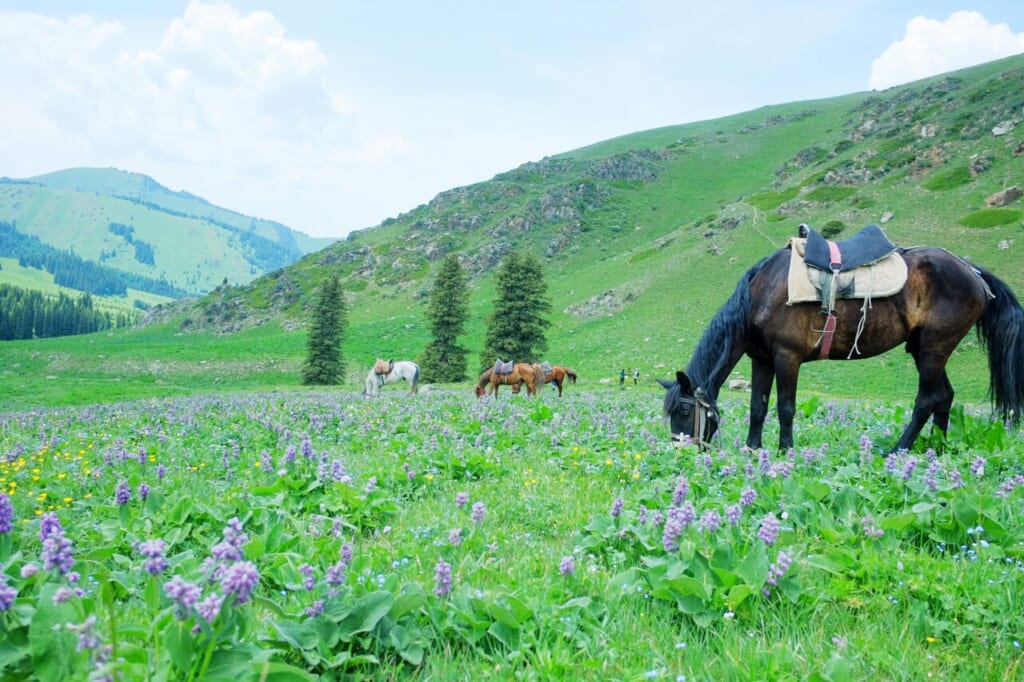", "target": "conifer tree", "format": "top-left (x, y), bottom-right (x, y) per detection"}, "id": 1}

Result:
top-left (302, 275), bottom-right (347, 385)
top-left (480, 251), bottom-right (551, 371)
top-left (420, 254), bottom-right (470, 382)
